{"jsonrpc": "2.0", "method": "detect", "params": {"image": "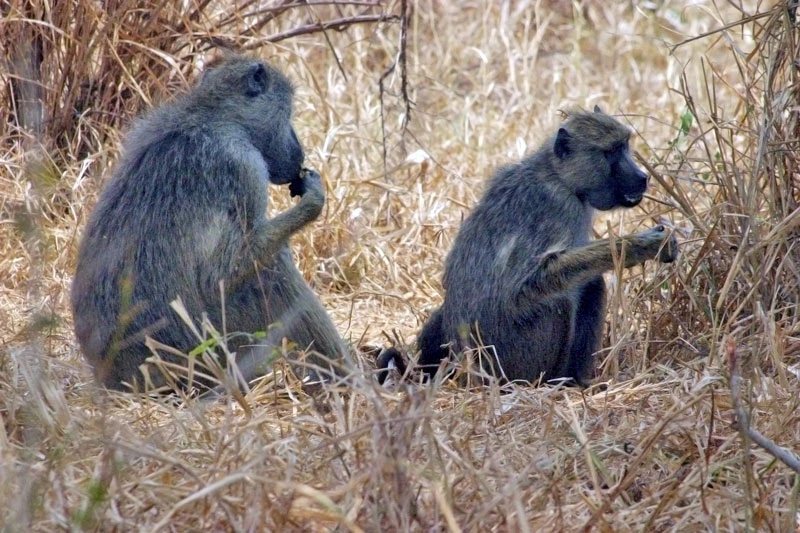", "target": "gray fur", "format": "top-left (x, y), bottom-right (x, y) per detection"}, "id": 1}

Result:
top-left (71, 54), bottom-right (346, 392)
top-left (411, 107), bottom-right (677, 386)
